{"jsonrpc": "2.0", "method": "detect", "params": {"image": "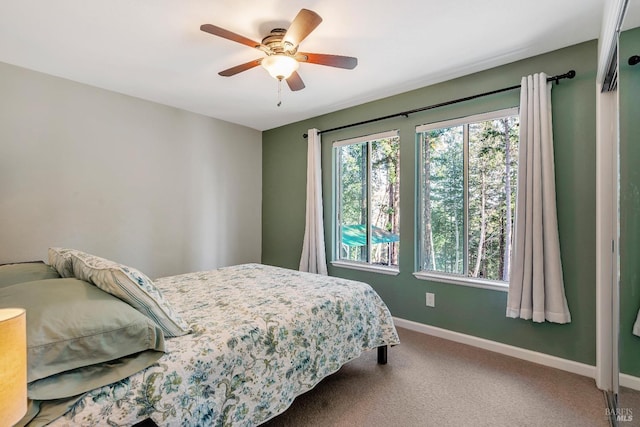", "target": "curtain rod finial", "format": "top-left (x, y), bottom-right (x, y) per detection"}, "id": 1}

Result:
top-left (553, 70), bottom-right (575, 85)
top-left (303, 133), bottom-right (308, 139)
